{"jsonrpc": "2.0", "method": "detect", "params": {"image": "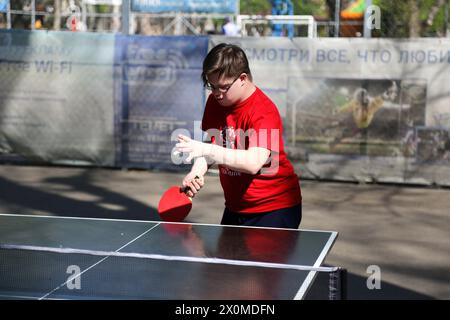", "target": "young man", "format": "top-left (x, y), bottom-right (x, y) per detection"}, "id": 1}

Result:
top-left (175, 43), bottom-right (302, 229)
